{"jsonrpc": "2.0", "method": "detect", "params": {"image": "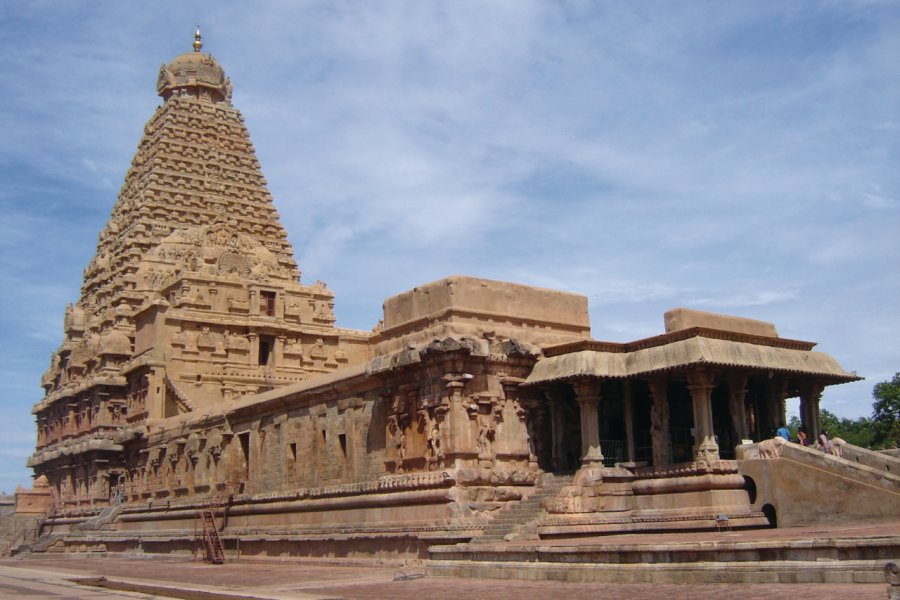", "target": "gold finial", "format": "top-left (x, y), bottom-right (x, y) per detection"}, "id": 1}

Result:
top-left (193, 26), bottom-right (203, 52)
